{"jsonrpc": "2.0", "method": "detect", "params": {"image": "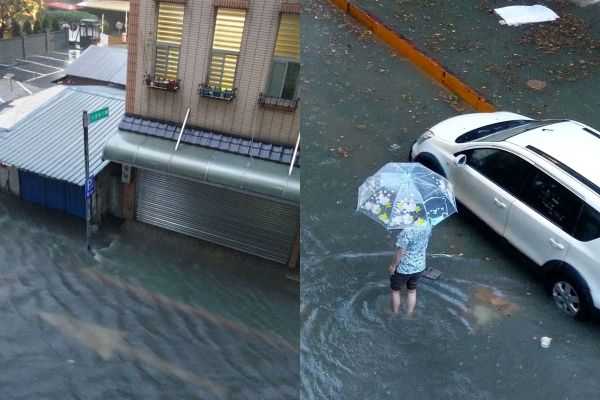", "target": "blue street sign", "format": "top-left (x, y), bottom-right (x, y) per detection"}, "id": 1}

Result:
top-left (85, 175), bottom-right (95, 199)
